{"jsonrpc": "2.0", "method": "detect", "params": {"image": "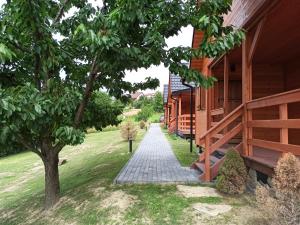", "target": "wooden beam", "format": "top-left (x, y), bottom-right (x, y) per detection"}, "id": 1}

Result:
top-left (210, 123), bottom-right (243, 153)
top-left (204, 135), bottom-right (211, 181)
top-left (178, 96), bottom-right (182, 116)
top-left (207, 70), bottom-right (212, 129)
top-left (242, 38), bottom-right (253, 156)
top-left (248, 17), bottom-right (266, 65)
top-left (248, 139), bottom-right (300, 156)
top-left (248, 119), bottom-right (300, 129)
top-left (247, 88), bottom-right (300, 109)
top-left (279, 104), bottom-right (288, 144)
top-left (211, 108), bottom-right (224, 116)
top-left (224, 55), bottom-right (229, 116)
